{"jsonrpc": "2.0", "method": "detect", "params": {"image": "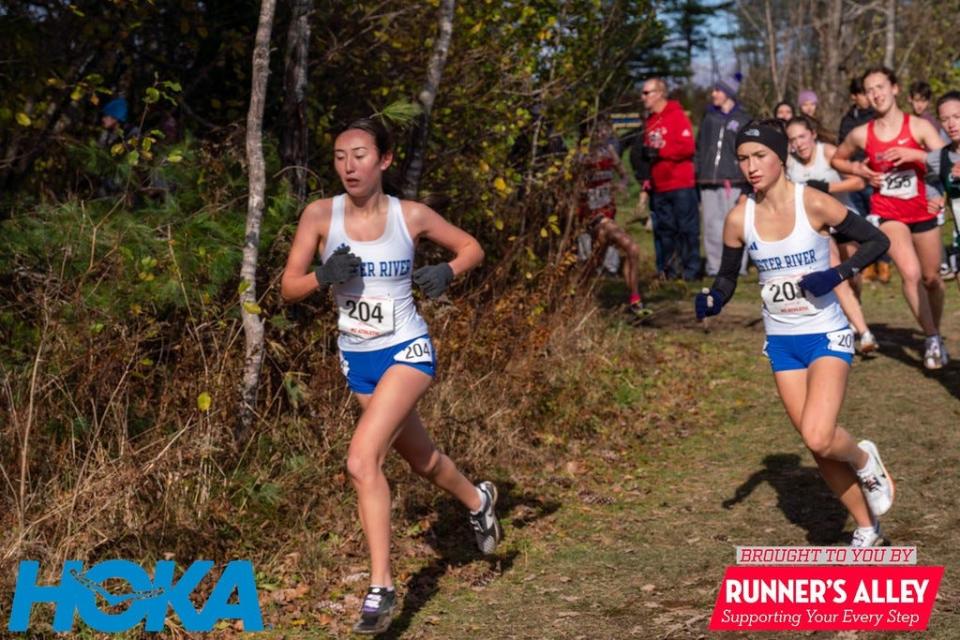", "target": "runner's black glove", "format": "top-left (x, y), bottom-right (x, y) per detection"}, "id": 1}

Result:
top-left (314, 246), bottom-right (362, 285)
top-left (799, 268), bottom-right (842, 297)
top-left (695, 288), bottom-right (725, 320)
top-left (413, 263), bottom-right (454, 299)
